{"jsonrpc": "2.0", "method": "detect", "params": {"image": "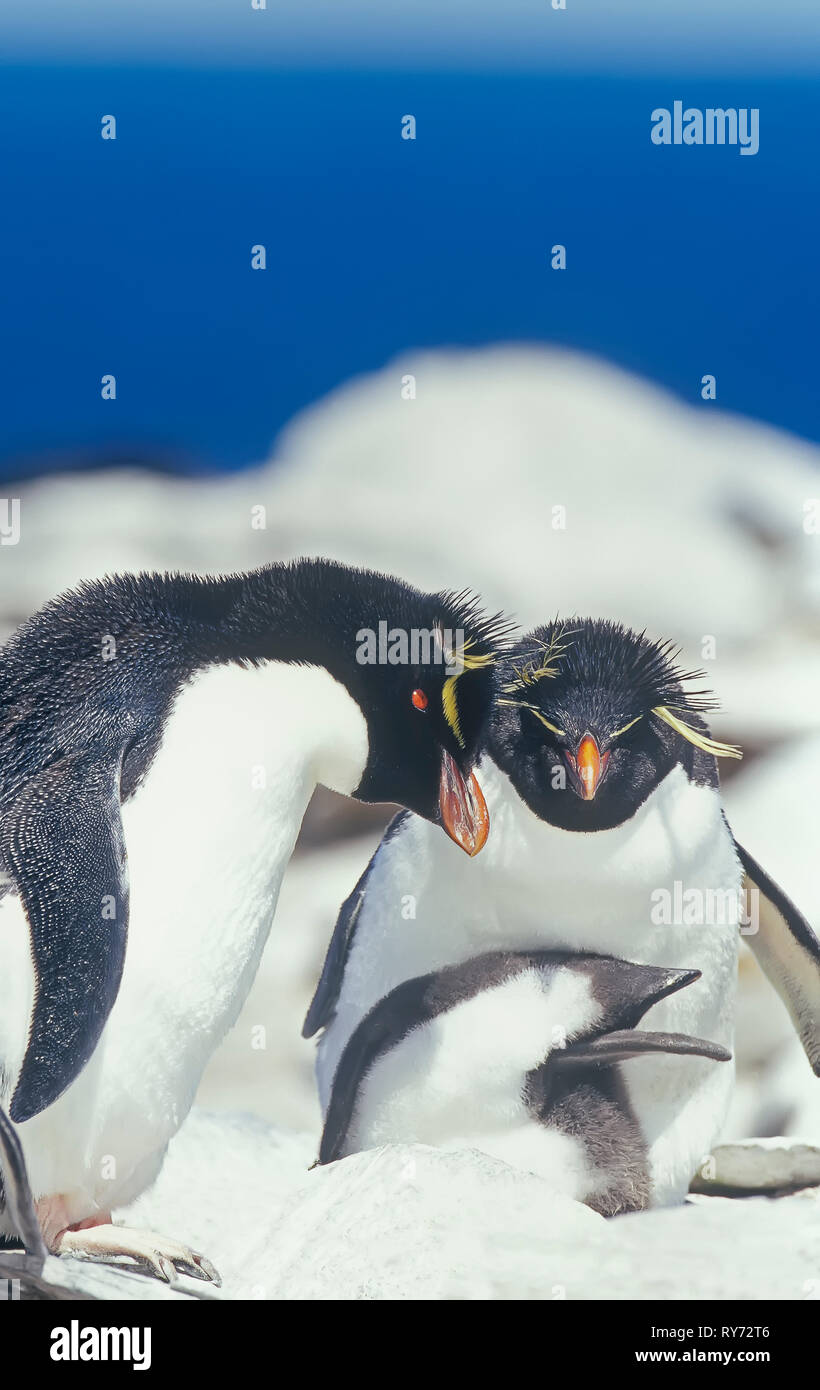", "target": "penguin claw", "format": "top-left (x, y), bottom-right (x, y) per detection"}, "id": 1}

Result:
top-left (55, 1223), bottom-right (222, 1288)
top-left (155, 1254), bottom-right (176, 1284)
top-left (170, 1249), bottom-right (222, 1285)
top-left (190, 1252), bottom-right (221, 1285)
